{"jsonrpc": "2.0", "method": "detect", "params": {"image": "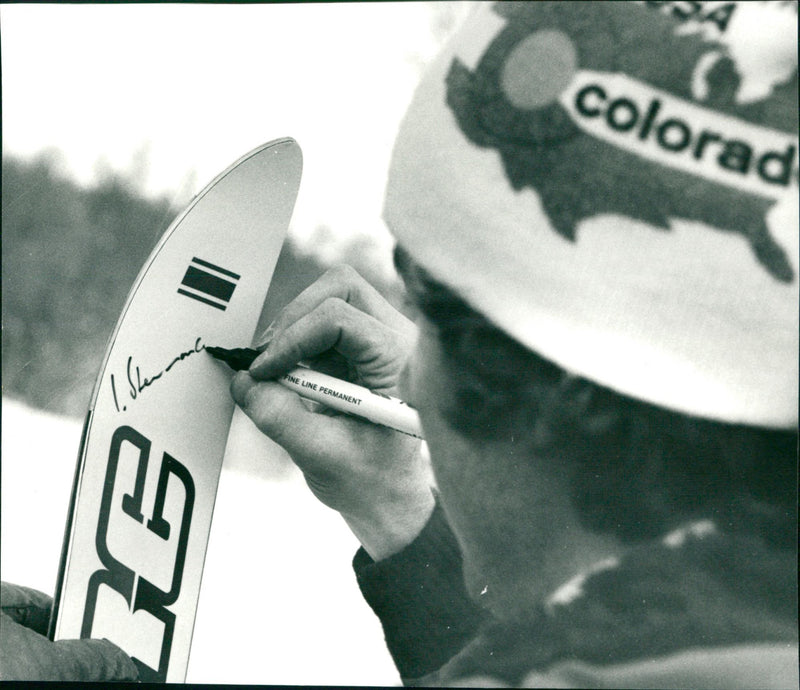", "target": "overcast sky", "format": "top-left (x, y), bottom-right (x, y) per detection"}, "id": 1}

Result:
top-left (1, 3), bottom-right (468, 256)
